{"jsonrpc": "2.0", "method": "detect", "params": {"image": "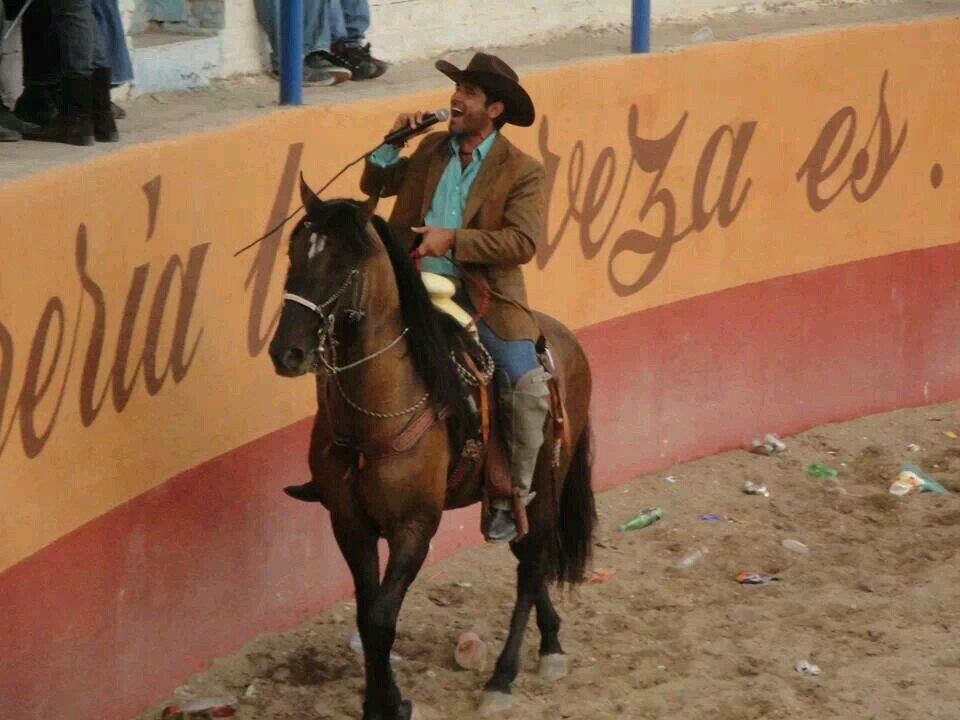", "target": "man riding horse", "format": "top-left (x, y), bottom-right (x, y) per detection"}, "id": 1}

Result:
top-left (360, 53), bottom-right (548, 543)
